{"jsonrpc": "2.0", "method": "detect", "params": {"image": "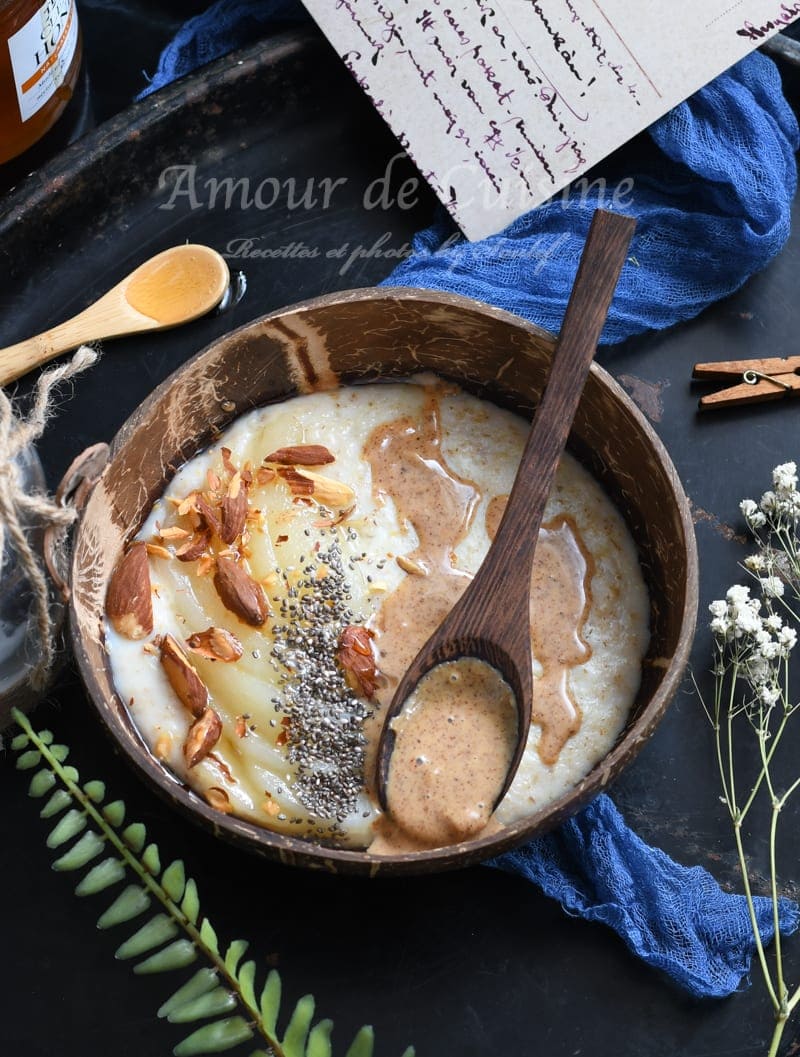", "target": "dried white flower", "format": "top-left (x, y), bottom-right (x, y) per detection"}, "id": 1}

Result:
top-left (779, 626), bottom-right (797, 653)
top-left (773, 462), bottom-right (798, 493)
top-left (745, 554), bottom-right (766, 573)
top-left (760, 576), bottom-right (785, 599)
top-left (759, 684), bottom-right (781, 707)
